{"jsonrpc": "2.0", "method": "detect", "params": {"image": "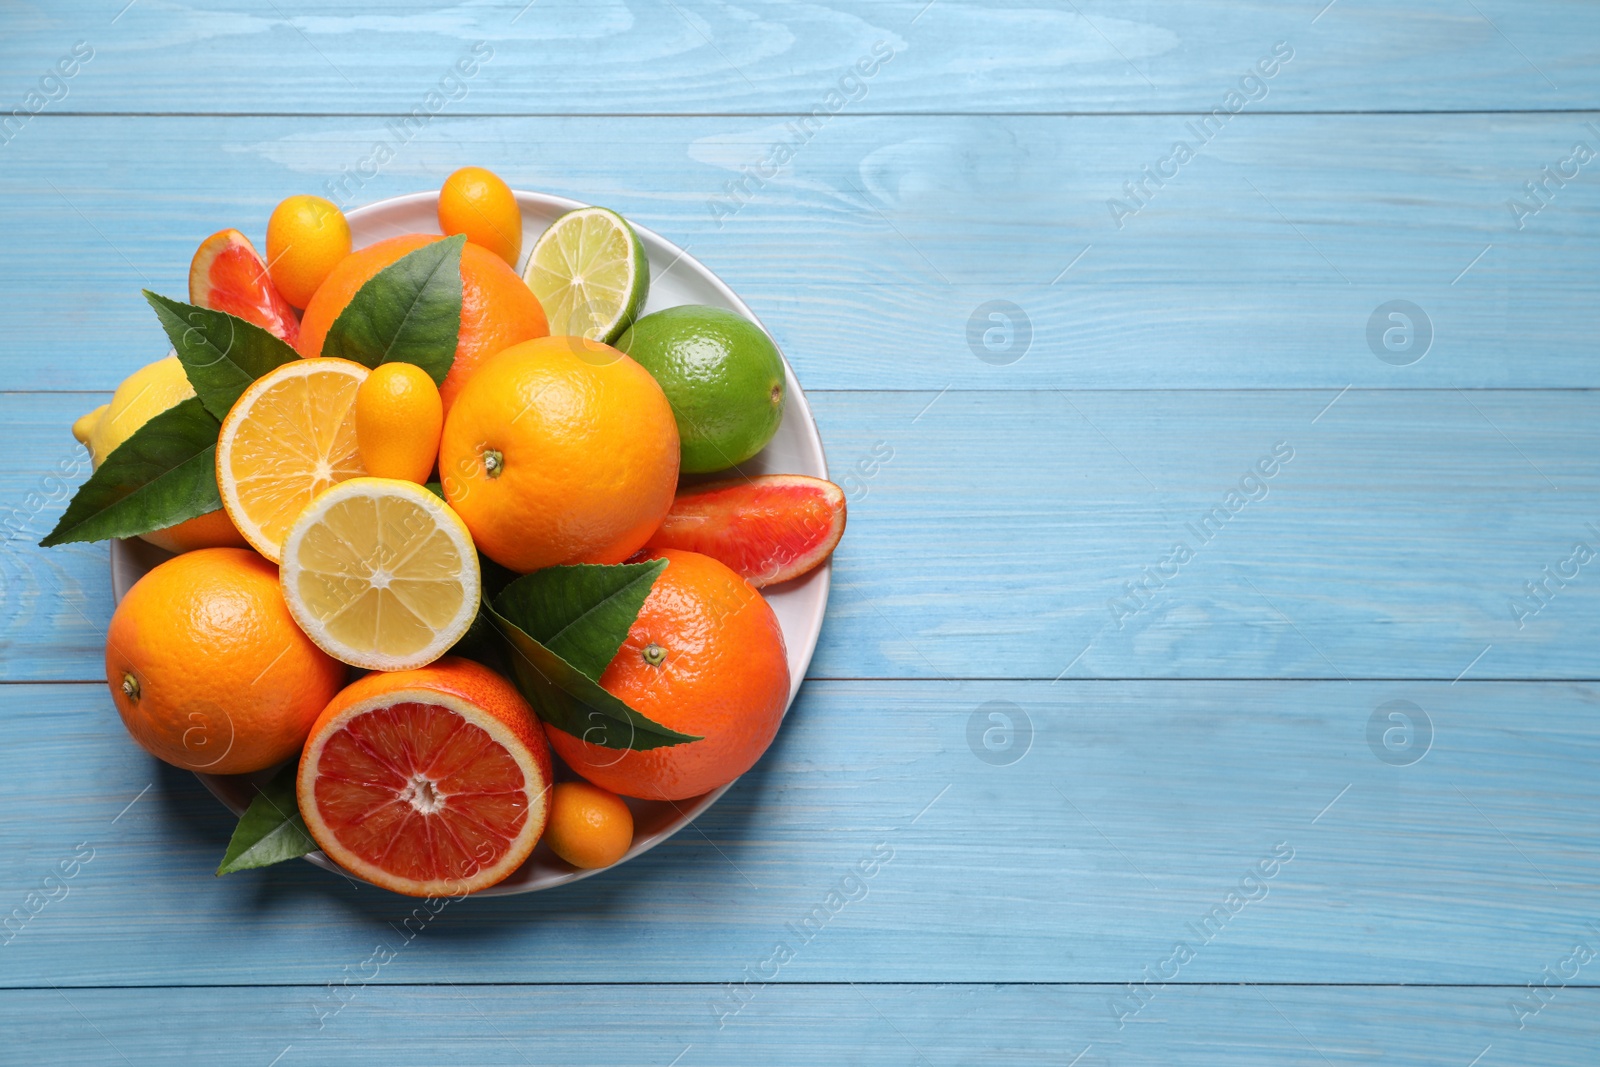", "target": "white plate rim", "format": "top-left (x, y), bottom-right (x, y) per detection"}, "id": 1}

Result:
top-left (108, 187), bottom-right (831, 897)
